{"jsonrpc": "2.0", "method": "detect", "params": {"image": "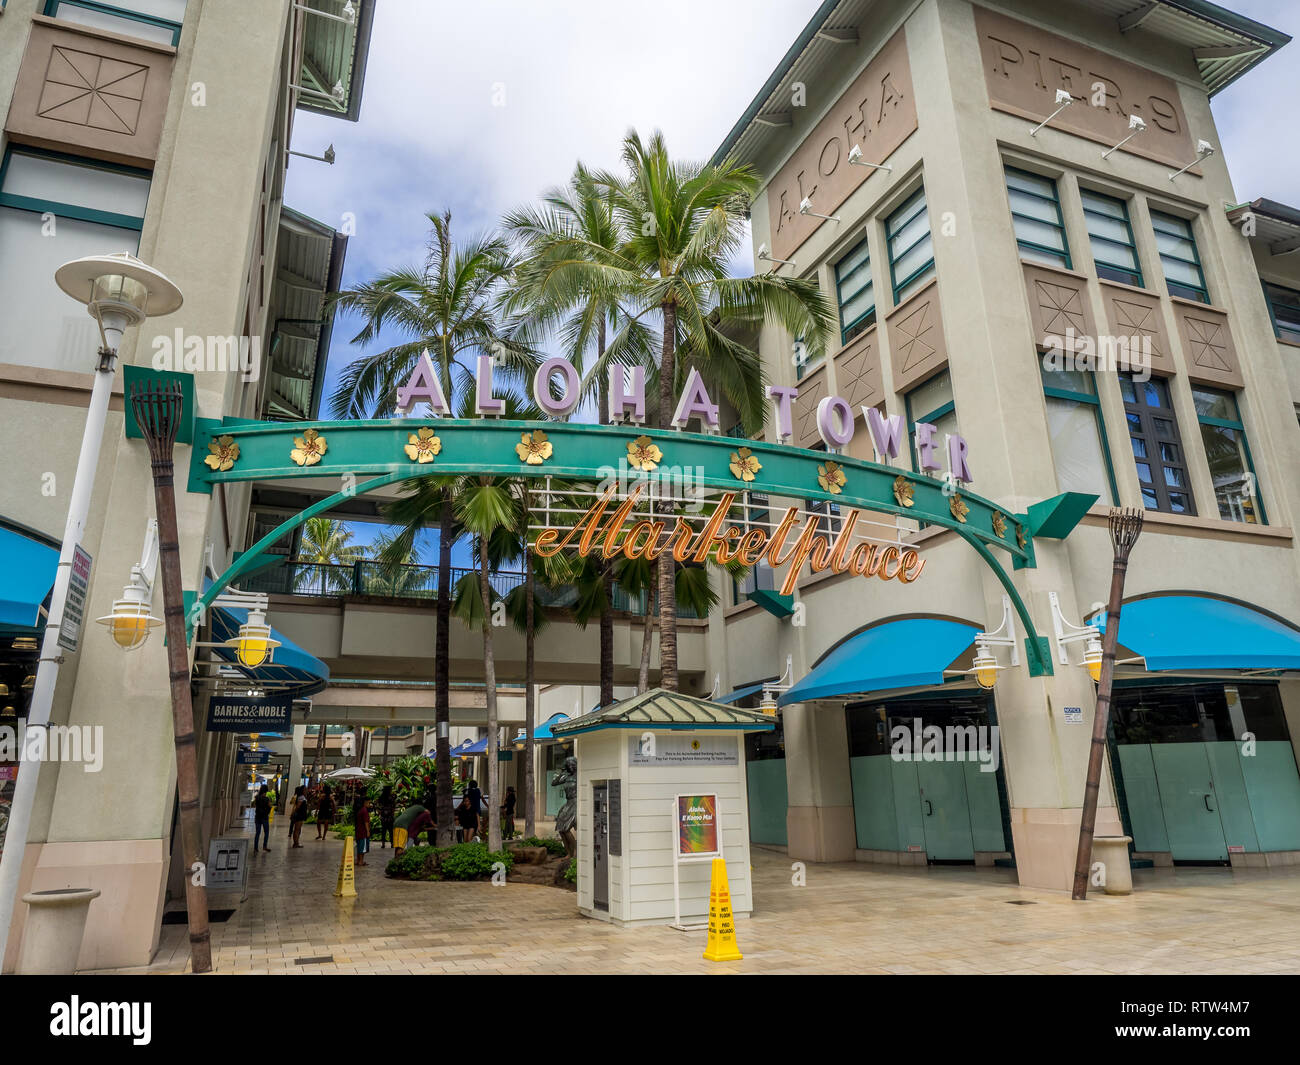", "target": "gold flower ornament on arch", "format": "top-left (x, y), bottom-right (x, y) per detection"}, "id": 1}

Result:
top-left (404, 427), bottom-right (442, 463)
top-left (627, 435), bottom-right (663, 472)
top-left (516, 430), bottom-right (553, 466)
top-left (817, 460), bottom-right (846, 495)
top-left (729, 447), bottom-right (761, 482)
top-left (290, 428), bottom-right (327, 467)
top-left (204, 435), bottom-right (240, 472)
